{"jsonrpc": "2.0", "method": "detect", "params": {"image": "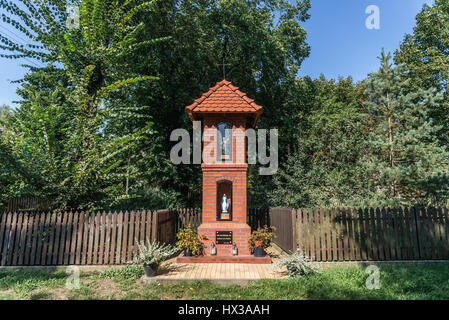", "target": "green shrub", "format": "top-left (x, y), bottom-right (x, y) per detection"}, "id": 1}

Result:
top-left (176, 226), bottom-right (204, 256)
top-left (276, 250), bottom-right (319, 277)
top-left (129, 240), bottom-right (179, 268)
